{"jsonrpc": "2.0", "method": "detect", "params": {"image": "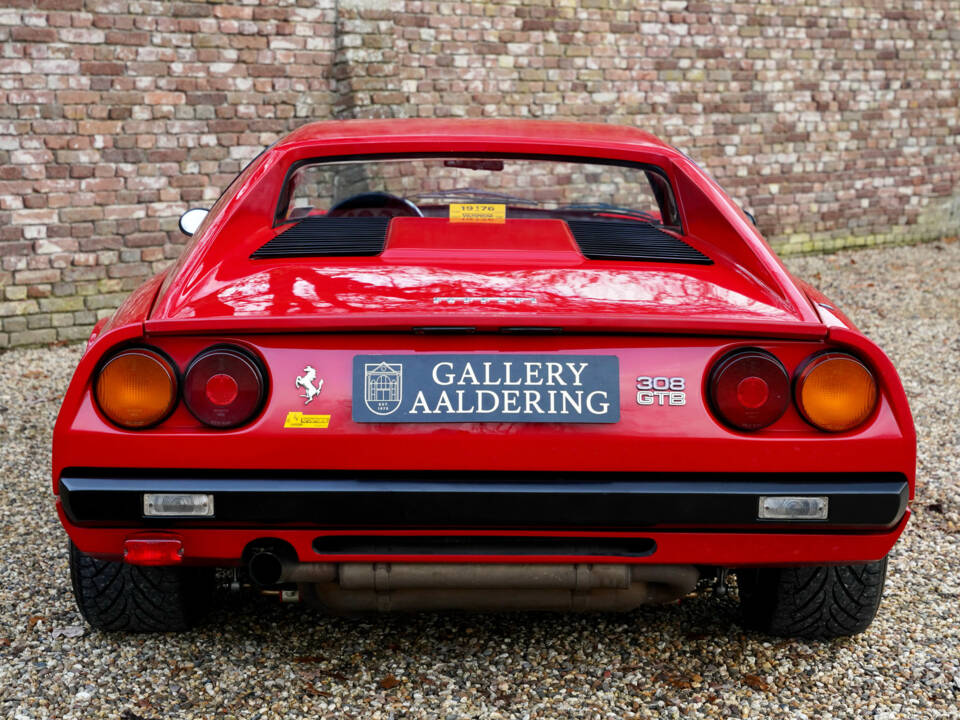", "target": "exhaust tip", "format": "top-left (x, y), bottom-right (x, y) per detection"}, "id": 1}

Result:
top-left (248, 550), bottom-right (285, 586)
